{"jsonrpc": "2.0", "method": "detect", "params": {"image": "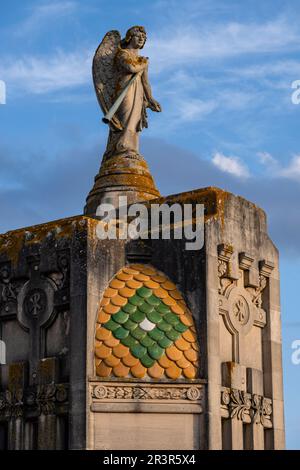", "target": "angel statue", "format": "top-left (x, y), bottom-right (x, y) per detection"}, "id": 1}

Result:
top-left (93, 26), bottom-right (161, 161)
